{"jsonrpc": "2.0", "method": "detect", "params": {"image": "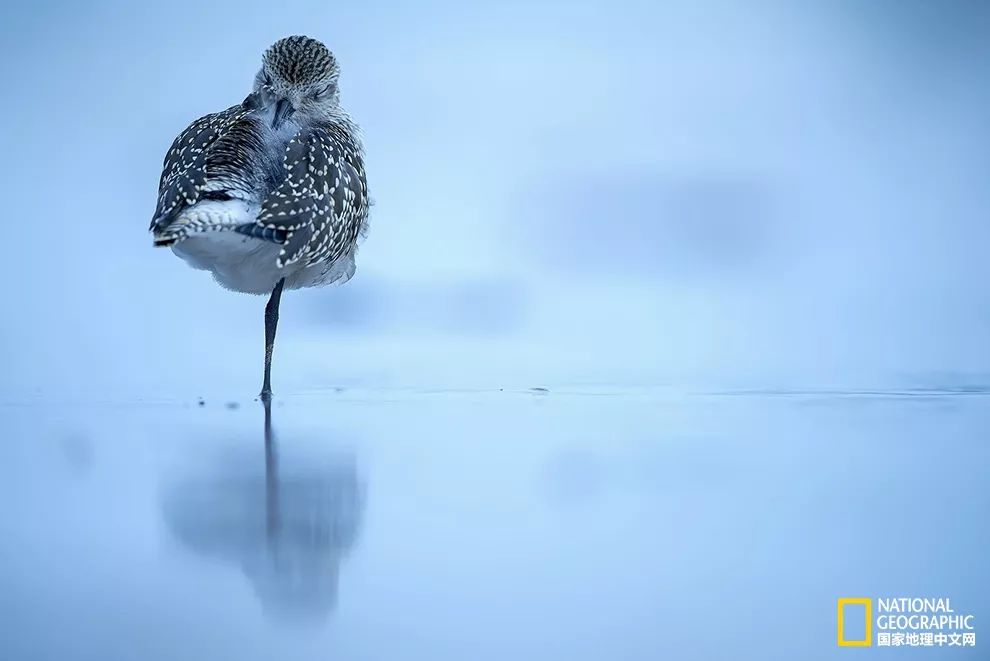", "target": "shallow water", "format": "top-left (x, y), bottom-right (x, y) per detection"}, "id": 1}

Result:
top-left (0, 388), bottom-right (986, 660)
